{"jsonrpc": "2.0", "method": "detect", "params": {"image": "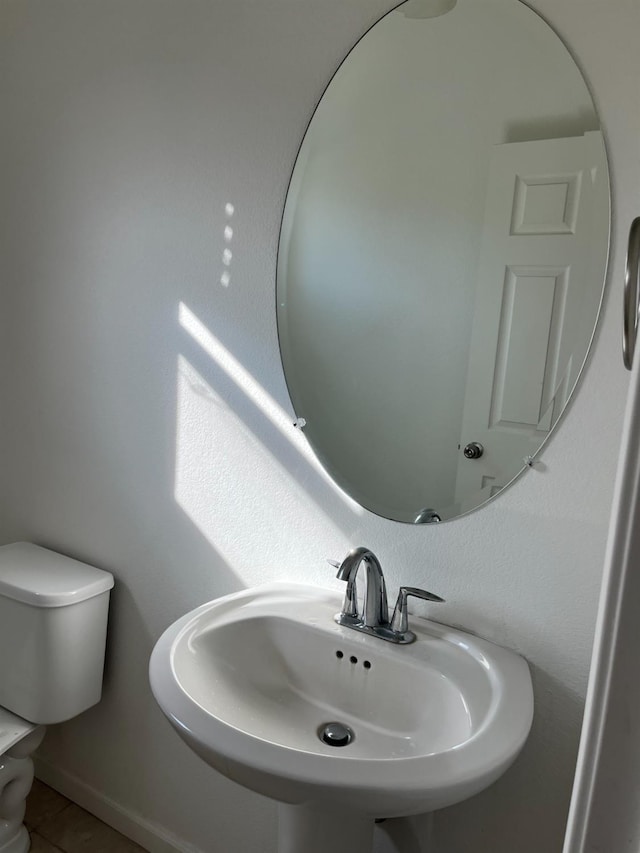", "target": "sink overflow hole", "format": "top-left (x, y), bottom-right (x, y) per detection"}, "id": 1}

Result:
top-left (319, 722), bottom-right (354, 747)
